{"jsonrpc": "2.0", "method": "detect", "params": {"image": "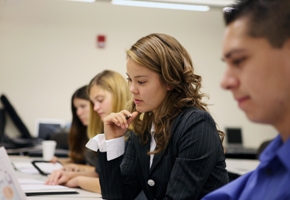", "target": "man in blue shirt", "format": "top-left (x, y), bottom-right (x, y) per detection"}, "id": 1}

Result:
top-left (203, 0), bottom-right (290, 199)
